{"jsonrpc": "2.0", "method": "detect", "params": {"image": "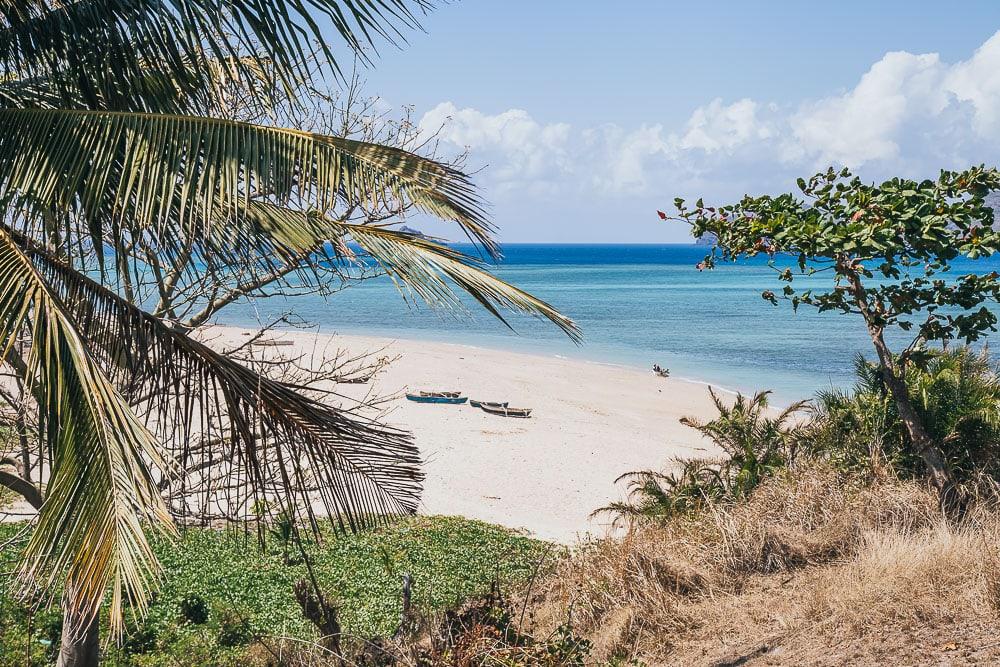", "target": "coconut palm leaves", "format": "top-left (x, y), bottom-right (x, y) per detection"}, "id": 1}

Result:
top-left (4, 223), bottom-right (425, 633)
top-left (0, 0), bottom-right (580, 644)
top-left (0, 227), bottom-right (171, 632)
top-left (231, 202), bottom-right (580, 339)
top-left (0, 0), bottom-right (433, 111)
top-left (19, 229), bottom-right (423, 521)
top-left (0, 109), bottom-right (496, 264)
